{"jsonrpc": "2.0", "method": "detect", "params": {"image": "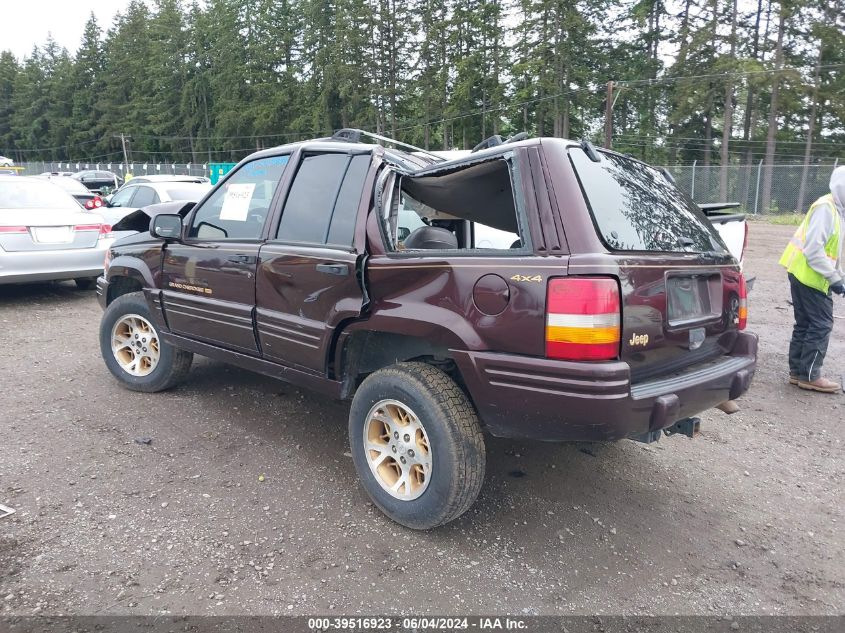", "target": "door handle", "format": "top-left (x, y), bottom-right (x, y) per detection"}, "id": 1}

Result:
top-left (227, 255), bottom-right (256, 264)
top-left (316, 262), bottom-right (349, 276)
